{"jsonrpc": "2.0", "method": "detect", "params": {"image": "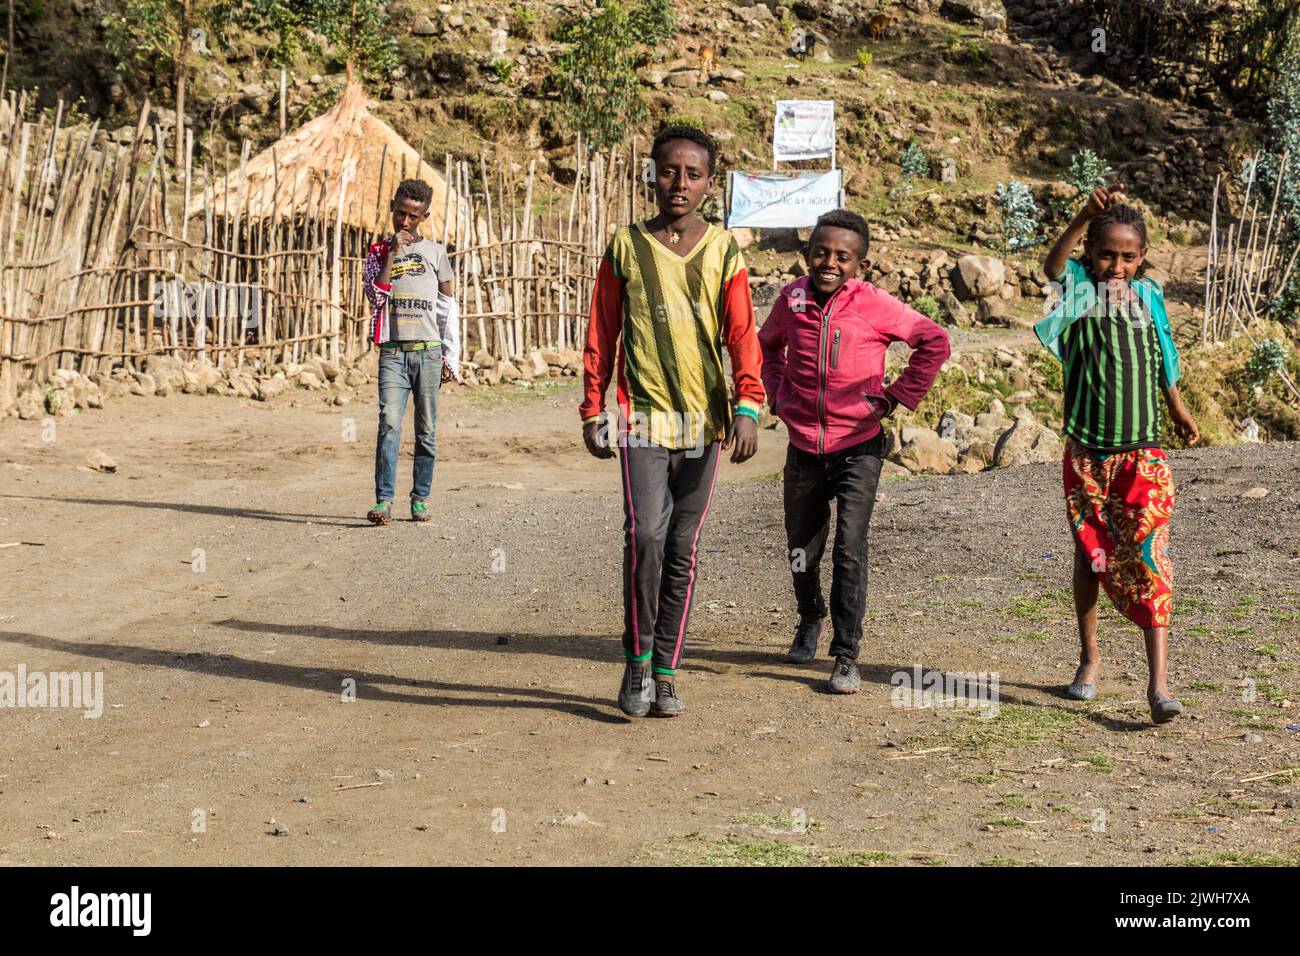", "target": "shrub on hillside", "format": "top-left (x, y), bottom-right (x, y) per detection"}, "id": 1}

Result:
top-left (994, 181), bottom-right (1042, 253)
